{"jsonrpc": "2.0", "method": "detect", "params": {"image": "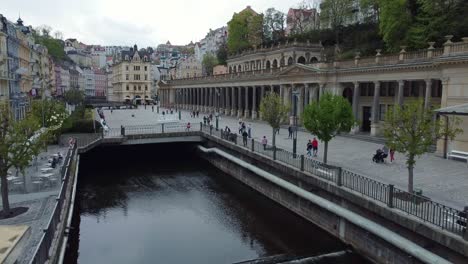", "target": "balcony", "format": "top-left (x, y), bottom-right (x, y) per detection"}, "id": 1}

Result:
top-left (0, 70), bottom-right (14, 80)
